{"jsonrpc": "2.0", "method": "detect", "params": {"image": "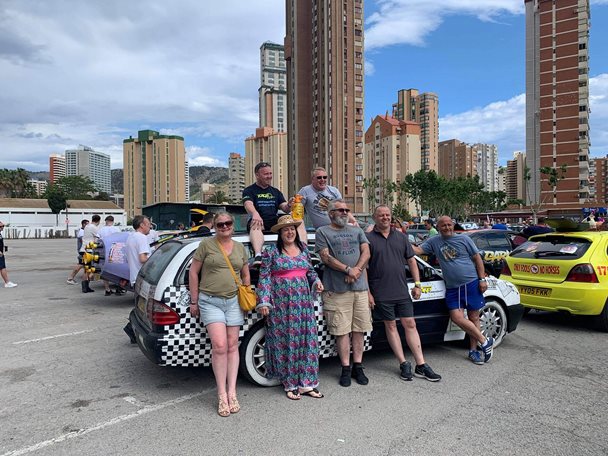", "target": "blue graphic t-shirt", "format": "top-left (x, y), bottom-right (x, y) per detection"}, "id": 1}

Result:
top-left (242, 183), bottom-right (286, 230)
top-left (420, 234), bottom-right (480, 288)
